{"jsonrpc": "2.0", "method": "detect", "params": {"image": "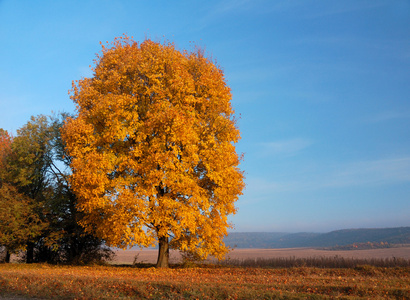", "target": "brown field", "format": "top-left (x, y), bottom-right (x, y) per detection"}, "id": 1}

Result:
top-left (0, 263), bottom-right (409, 299)
top-left (113, 246), bottom-right (410, 265)
top-left (1, 247), bottom-right (408, 299)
